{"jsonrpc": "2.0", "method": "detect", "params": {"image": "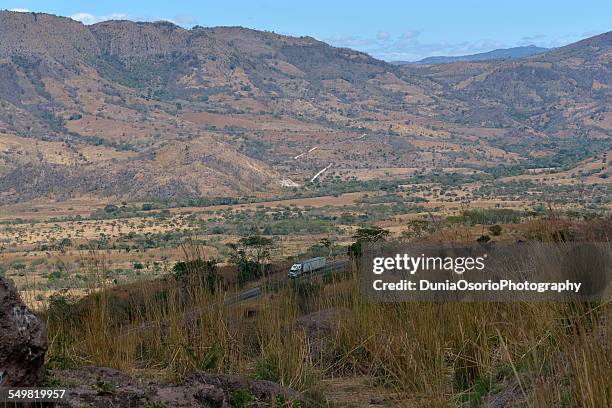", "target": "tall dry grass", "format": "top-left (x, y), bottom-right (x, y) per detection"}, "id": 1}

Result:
top-left (327, 292), bottom-right (609, 406)
top-left (43, 247), bottom-right (324, 397)
top-left (43, 221), bottom-right (611, 406)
